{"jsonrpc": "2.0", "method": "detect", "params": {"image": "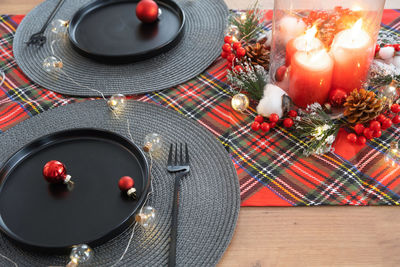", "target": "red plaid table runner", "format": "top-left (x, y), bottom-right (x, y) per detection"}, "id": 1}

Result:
top-left (1, 11), bottom-right (400, 206)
